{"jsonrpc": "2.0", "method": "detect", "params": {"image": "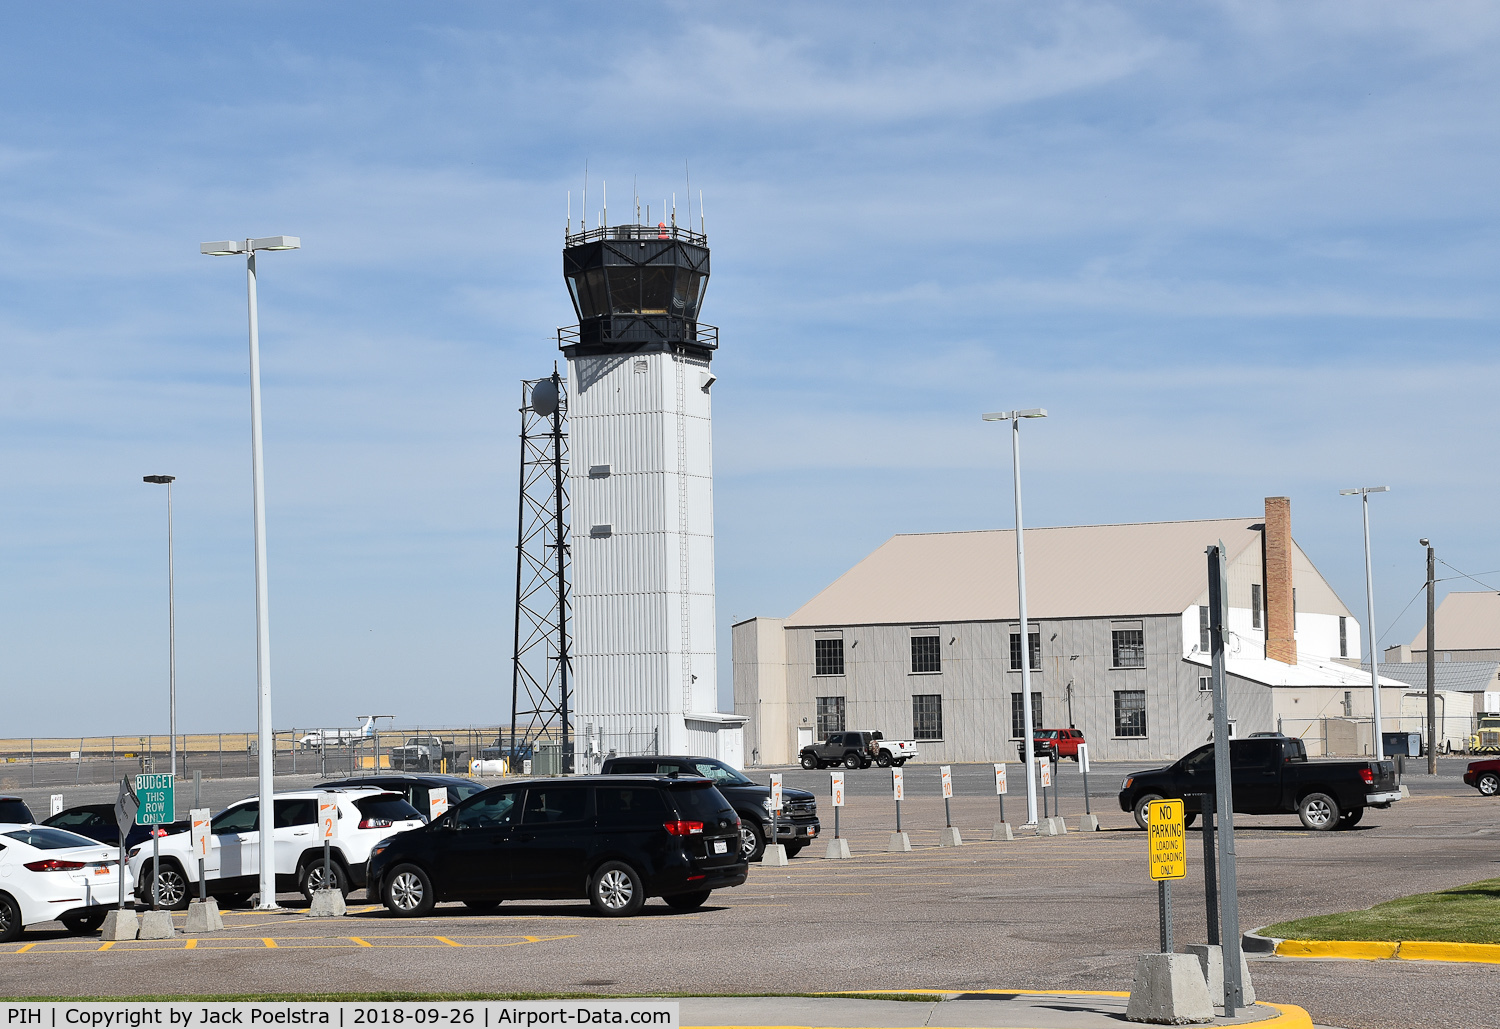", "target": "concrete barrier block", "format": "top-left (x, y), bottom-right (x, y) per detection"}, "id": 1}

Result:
top-left (100, 908), bottom-right (138, 941)
top-left (308, 890), bottom-right (346, 918)
top-left (823, 838), bottom-right (852, 860)
top-left (184, 898), bottom-right (223, 933)
top-left (1050, 817), bottom-right (1069, 835)
top-left (1078, 814), bottom-right (1101, 832)
top-left (1037, 819), bottom-right (1058, 836)
top-left (1125, 952), bottom-right (1214, 1024)
top-left (992, 822), bottom-right (1014, 841)
top-left (886, 832), bottom-right (912, 852)
top-left (762, 844), bottom-right (789, 866)
top-left (938, 826), bottom-right (962, 847)
top-left (1398, 784), bottom-right (1411, 799)
top-left (137, 909), bottom-right (176, 940)
top-left (1185, 944), bottom-right (1256, 1007)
